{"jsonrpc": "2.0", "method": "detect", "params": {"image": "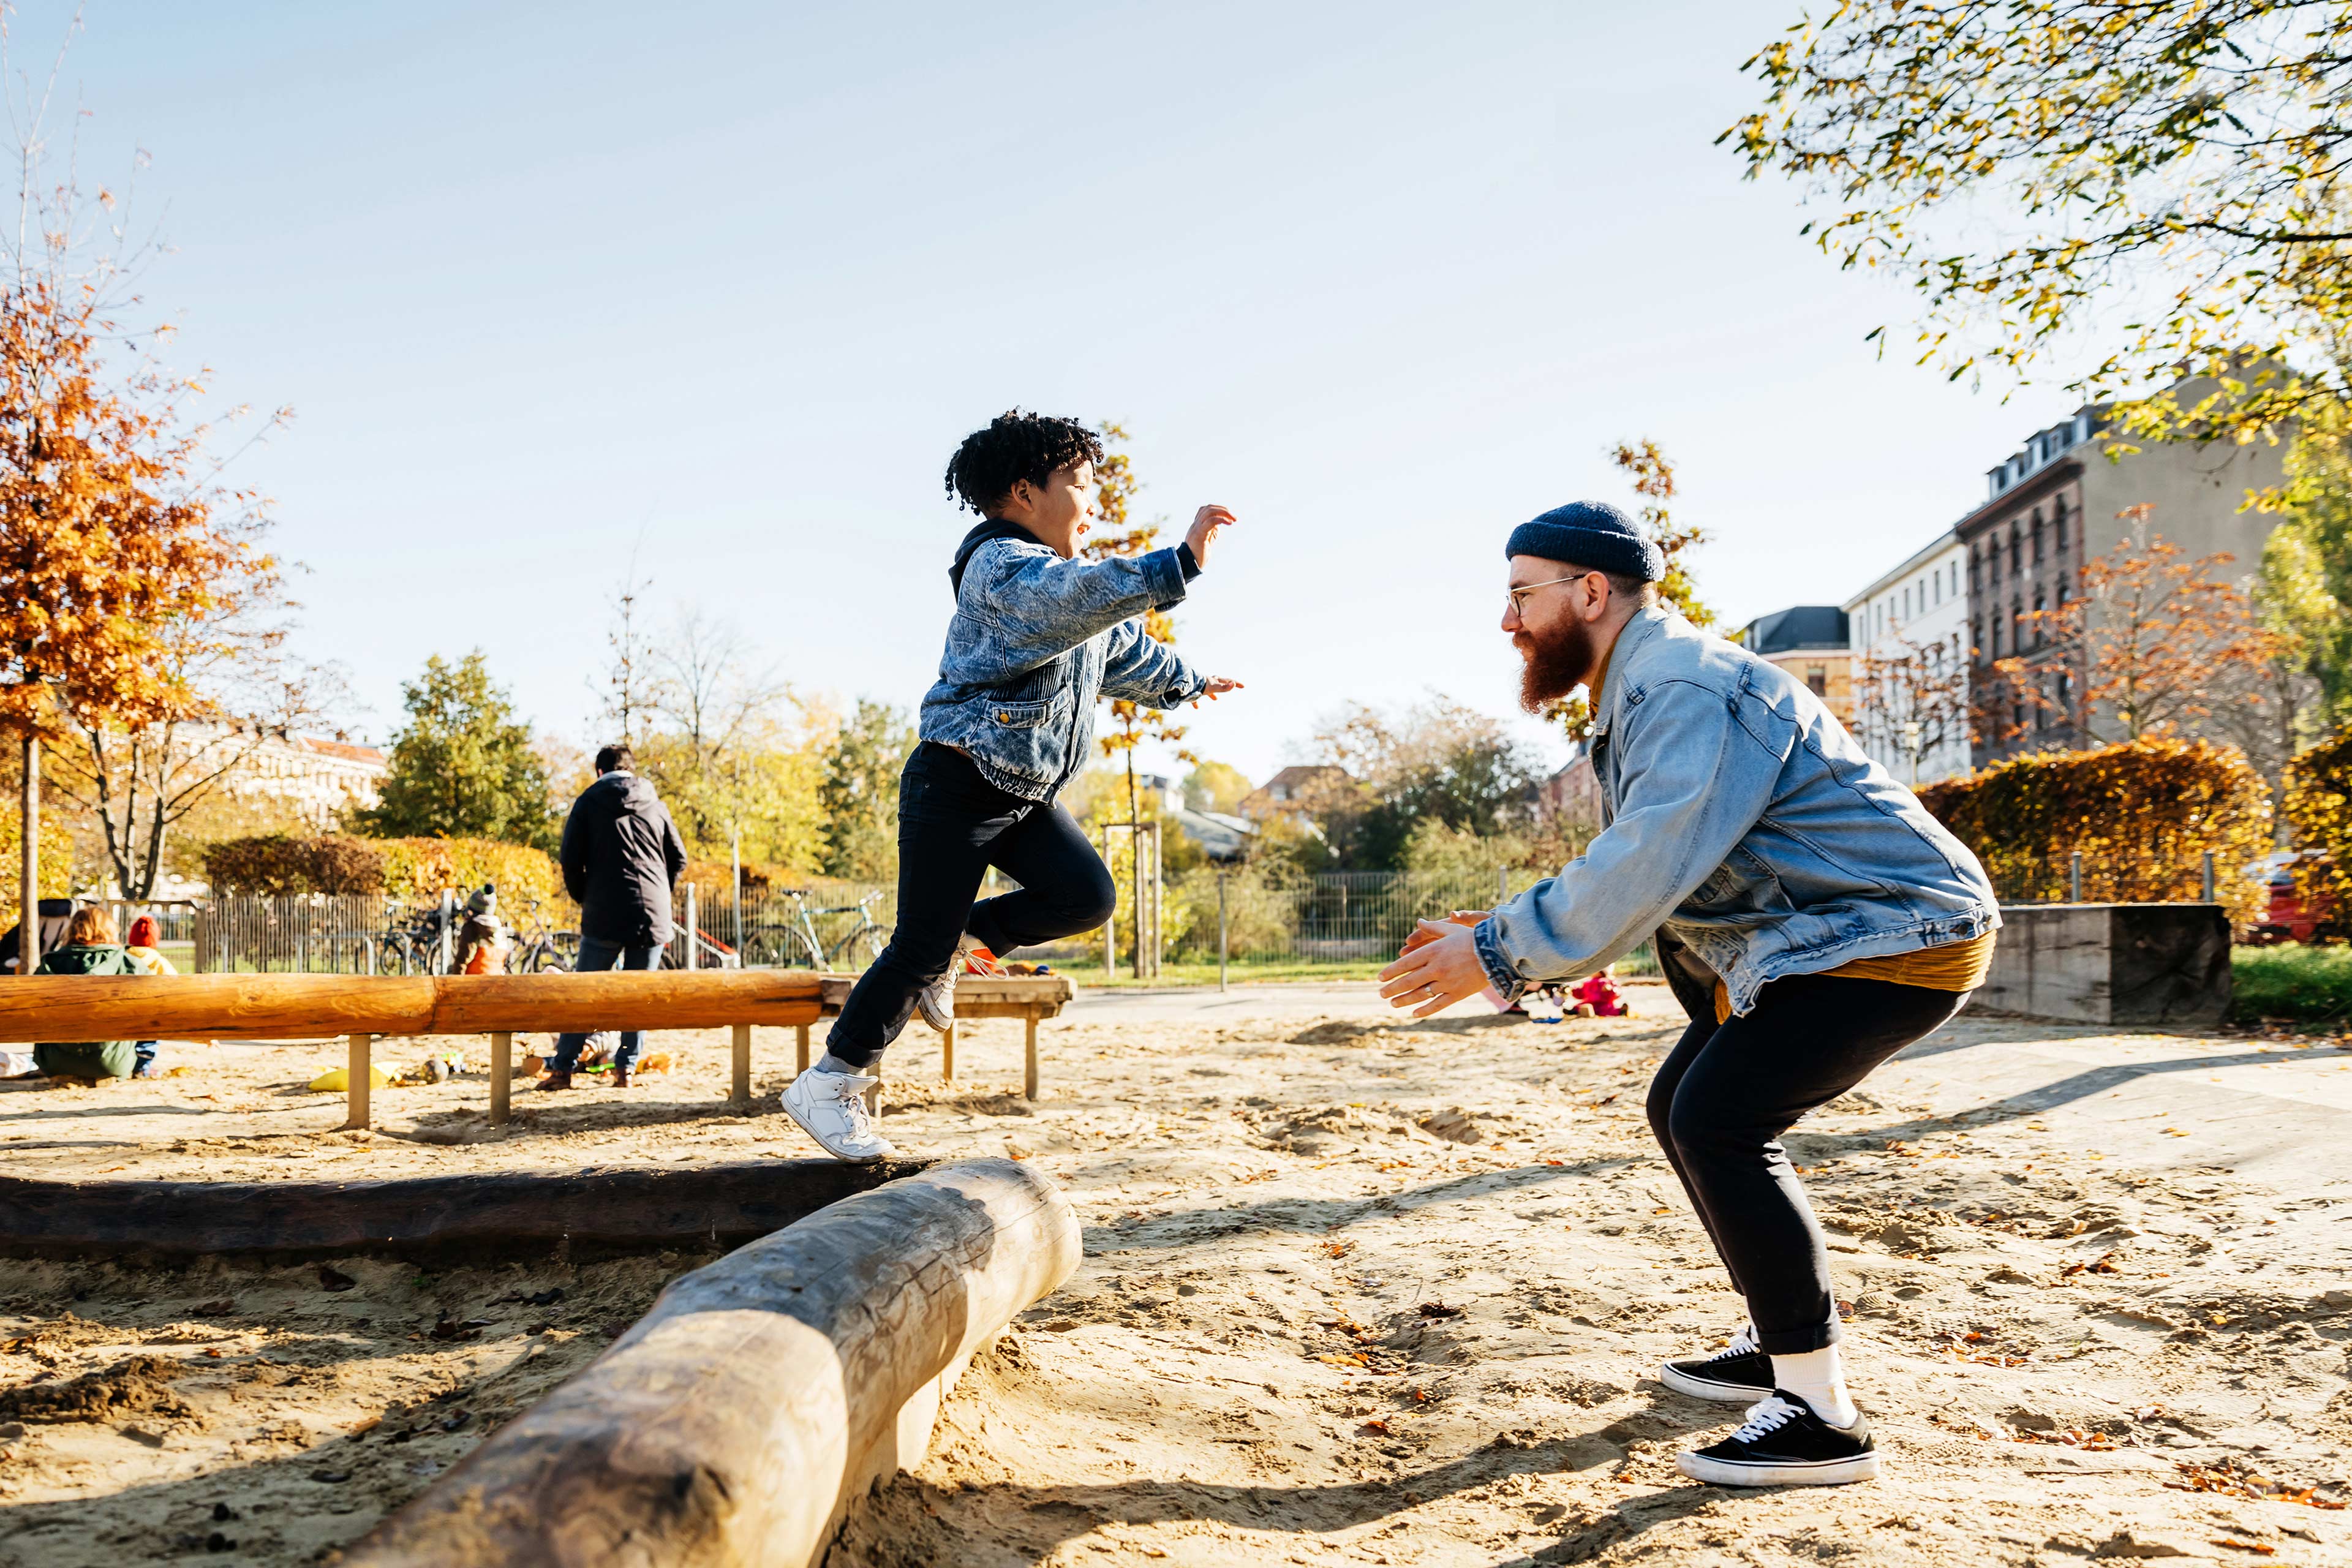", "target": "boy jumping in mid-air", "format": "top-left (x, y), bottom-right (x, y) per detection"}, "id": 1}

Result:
top-left (785, 410), bottom-right (1243, 1161)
